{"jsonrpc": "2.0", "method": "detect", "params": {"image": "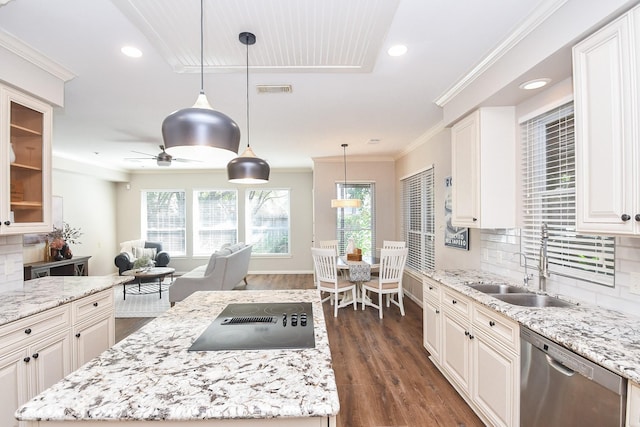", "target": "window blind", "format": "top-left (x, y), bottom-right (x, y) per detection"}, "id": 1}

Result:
top-left (401, 167), bottom-right (435, 272)
top-left (141, 190), bottom-right (186, 256)
top-left (521, 102), bottom-right (615, 286)
top-left (193, 190), bottom-right (238, 255)
top-left (336, 183), bottom-right (375, 256)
